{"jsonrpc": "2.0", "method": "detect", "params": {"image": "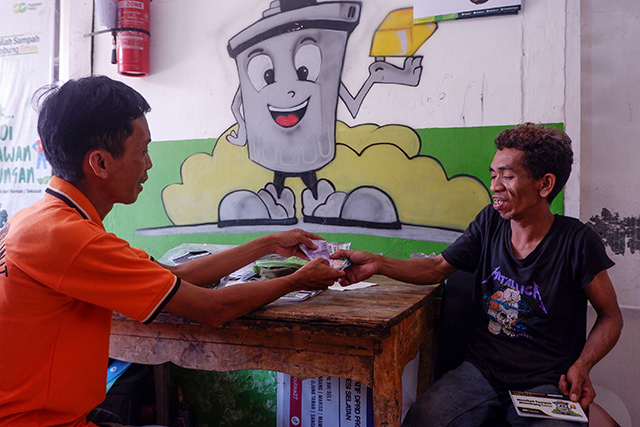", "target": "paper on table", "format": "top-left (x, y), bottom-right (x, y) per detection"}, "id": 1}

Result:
top-left (328, 281), bottom-right (377, 291)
